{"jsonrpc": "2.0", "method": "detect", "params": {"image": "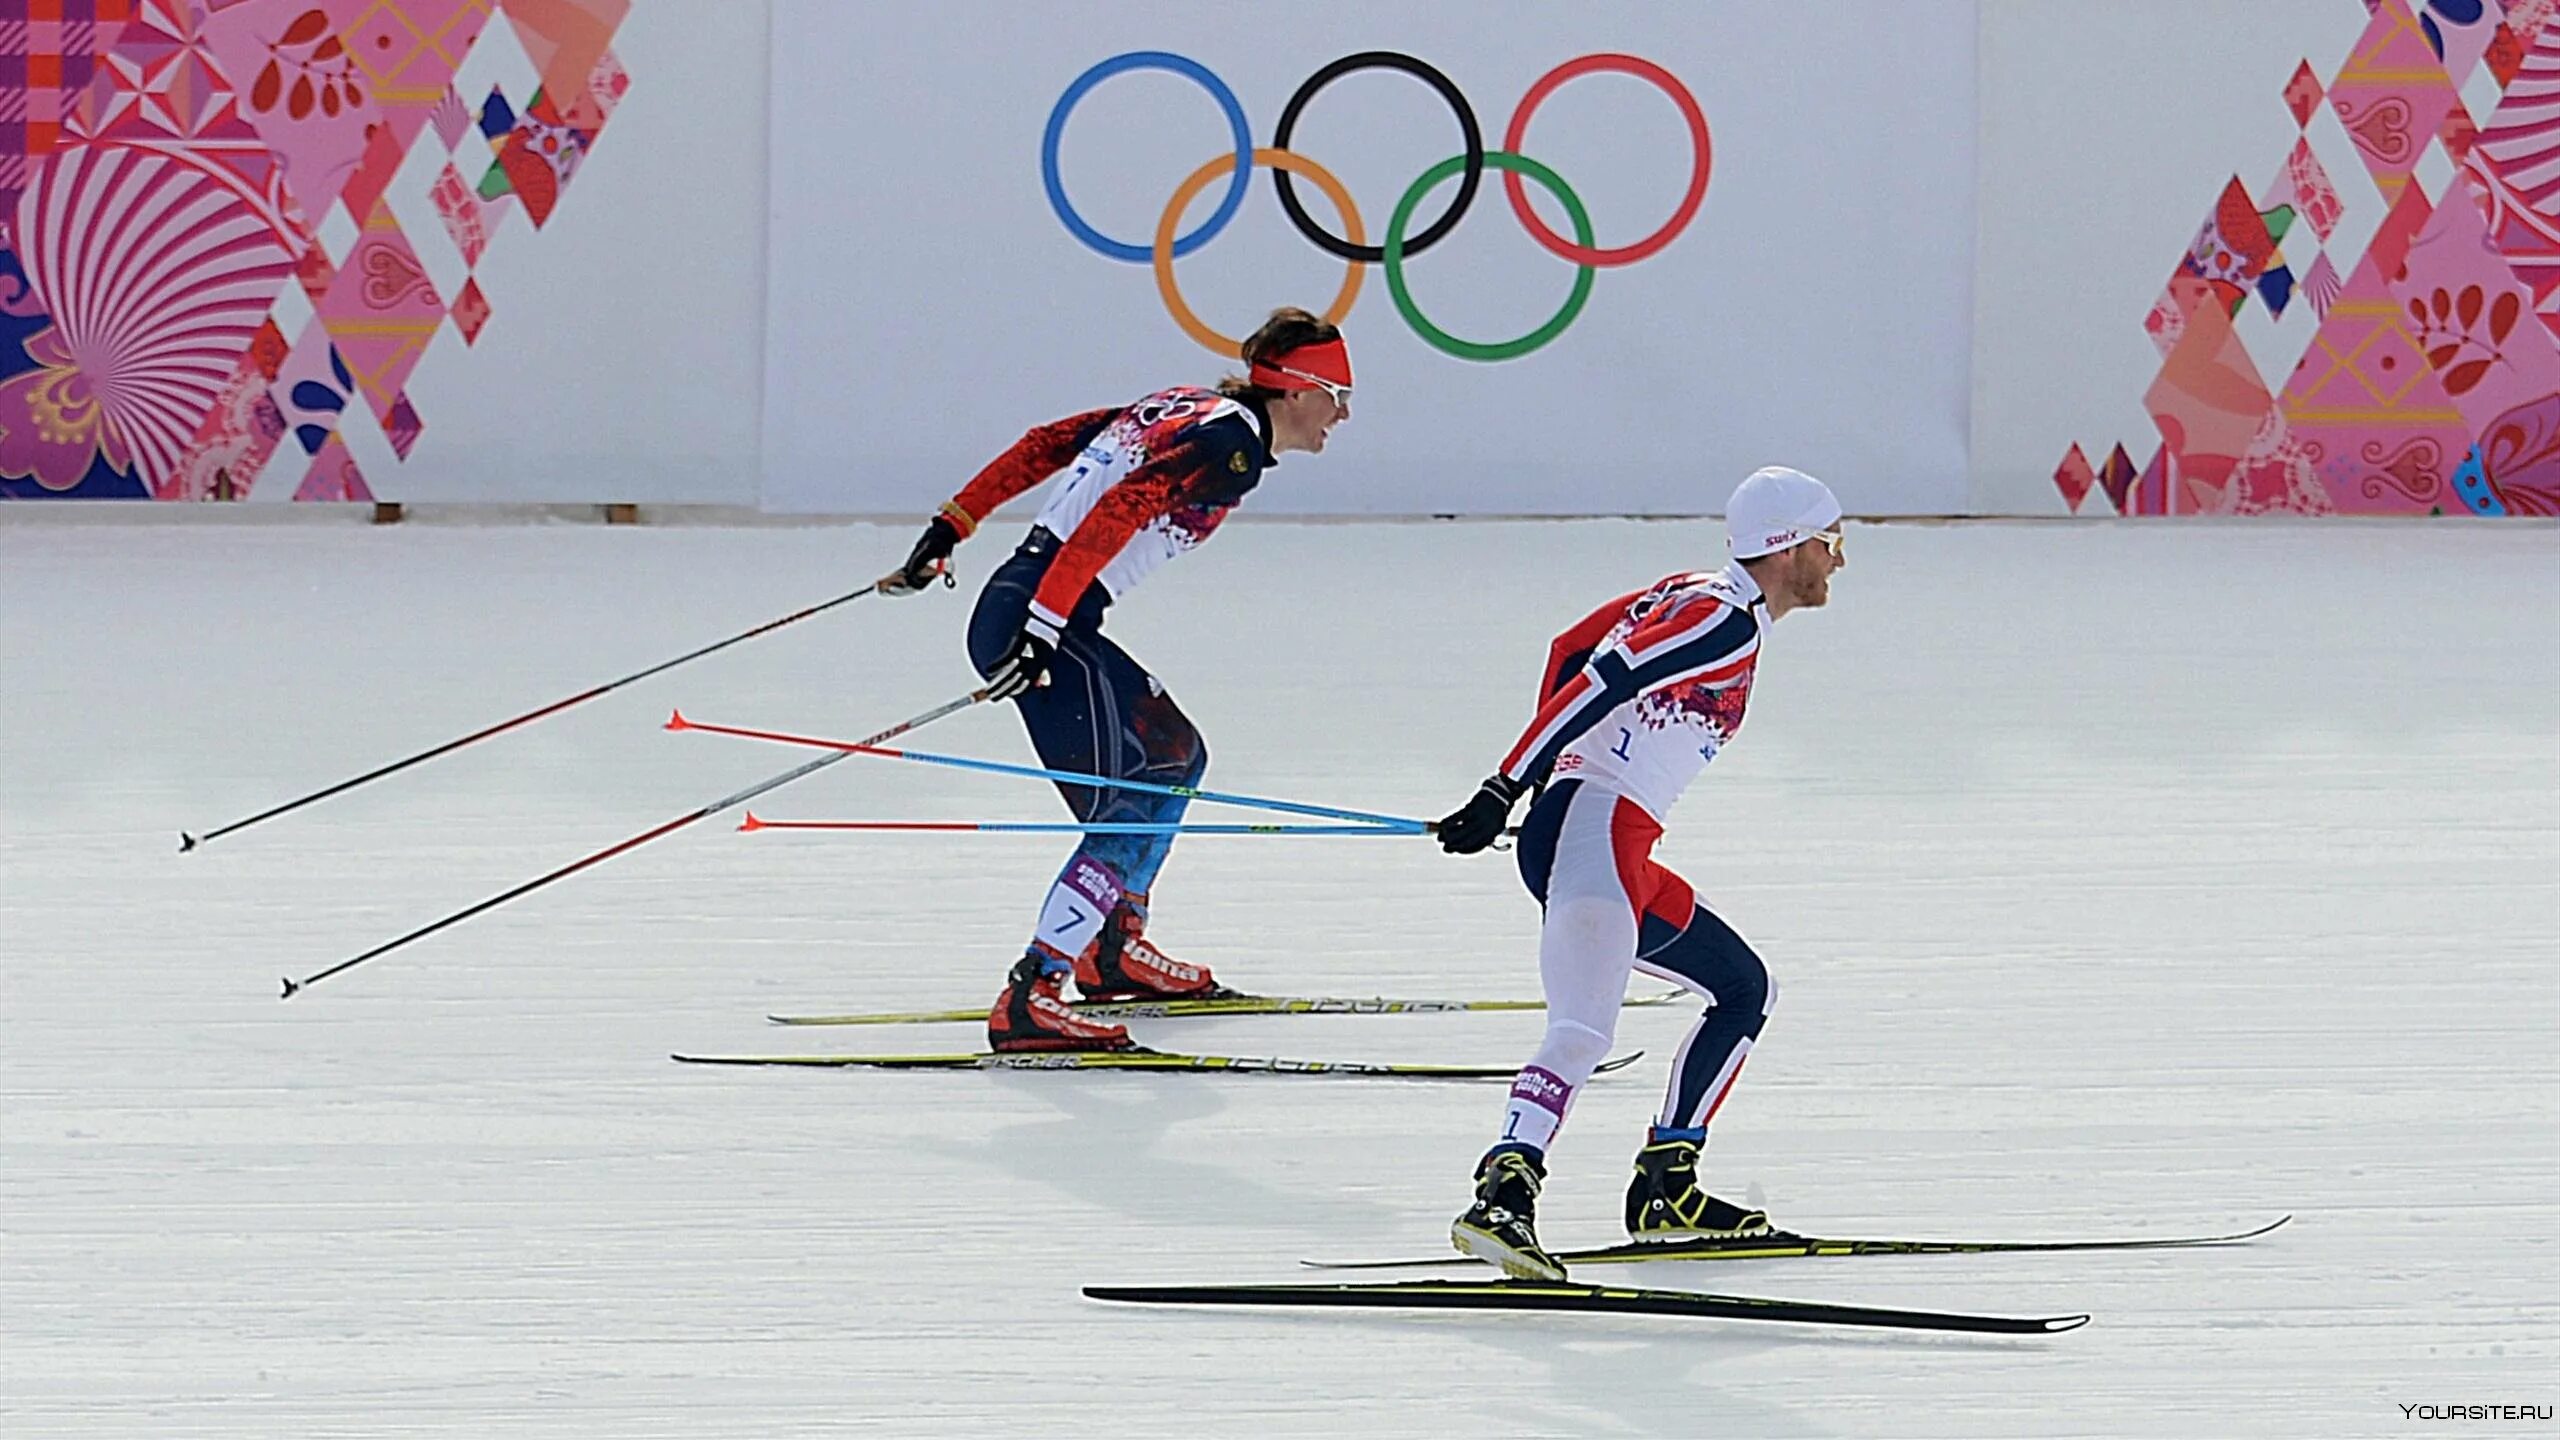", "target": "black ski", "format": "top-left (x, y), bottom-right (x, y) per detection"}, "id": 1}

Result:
top-left (1085, 1278), bottom-right (2089, 1335)
top-left (1303, 1215), bottom-right (2291, 1271)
